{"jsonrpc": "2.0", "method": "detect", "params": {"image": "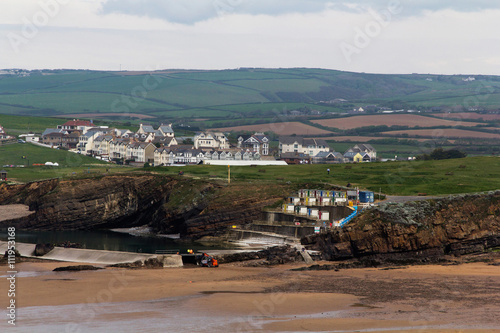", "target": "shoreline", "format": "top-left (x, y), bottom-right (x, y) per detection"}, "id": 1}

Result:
top-left (1, 260), bottom-right (499, 332)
